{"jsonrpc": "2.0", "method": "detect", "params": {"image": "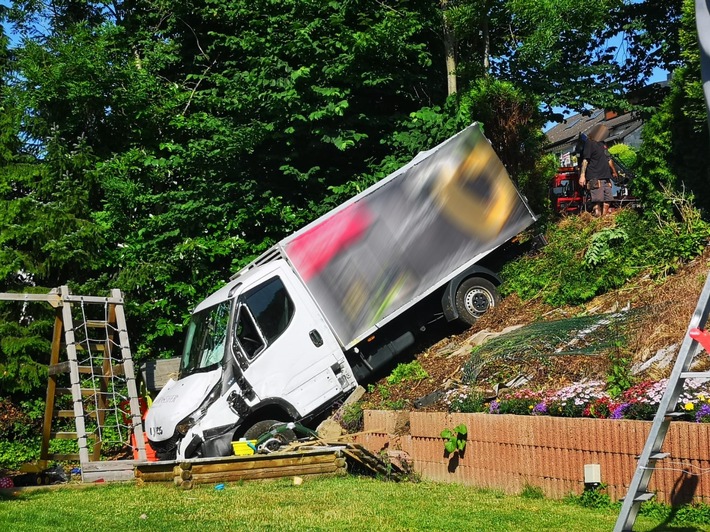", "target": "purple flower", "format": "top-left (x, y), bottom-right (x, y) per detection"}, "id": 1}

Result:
top-left (489, 401), bottom-right (500, 414)
top-left (532, 402), bottom-right (547, 415)
top-left (611, 403), bottom-right (629, 420)
top-left (696, 404), bottom-right (710, 423)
